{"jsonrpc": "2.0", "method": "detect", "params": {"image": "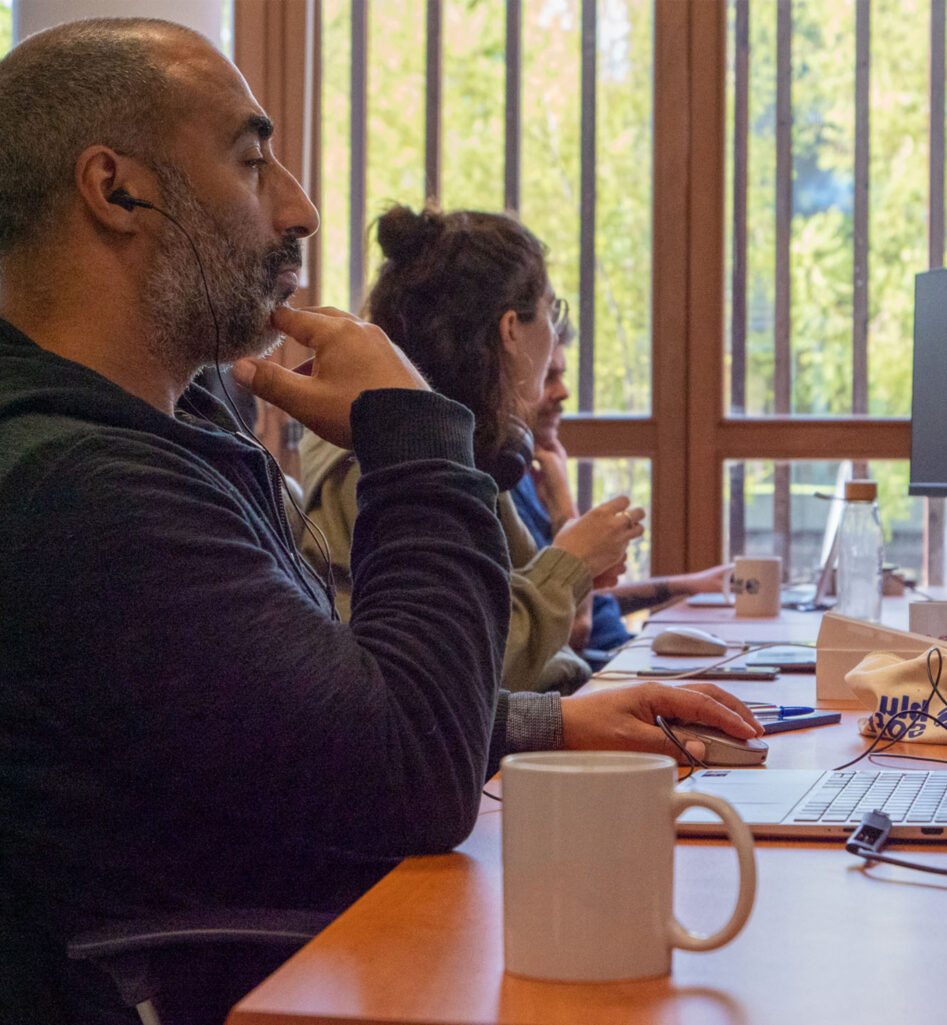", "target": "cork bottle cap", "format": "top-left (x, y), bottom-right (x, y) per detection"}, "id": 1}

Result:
top-left (845, 479), bottom-right (877, 501)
